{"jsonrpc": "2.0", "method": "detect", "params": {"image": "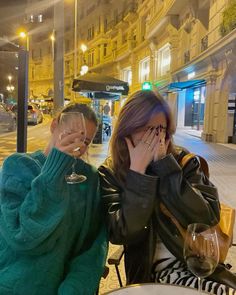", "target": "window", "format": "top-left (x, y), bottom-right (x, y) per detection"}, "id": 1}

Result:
top-left (104, 18), bottom-right (108, 32)
top-left (65, 39), bottom-right (70, 52)
top-left (65, 60), bottom-right (70, 75)
top-left (104, 43), bottom-right (107, 57)
top-left (98, 16), bottom-right (101, 33)
top-left (38, 14), bottom-right (43, 23)
top-left (87, 25), bottom-right (94, 40)
top-left (88, 51), bottom-right (94, 66)
top-left (39, 48), bottom-right (42, 59)
top-left (122, 67), bottom-right (132, 85)
top-left (157, 43), bottom-right (171, 76)
top-left (31, 67), bottom-right (35, 80)
top-left (139, 57), bottom-right (150, 82)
